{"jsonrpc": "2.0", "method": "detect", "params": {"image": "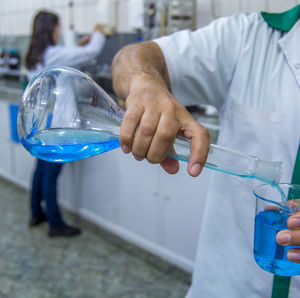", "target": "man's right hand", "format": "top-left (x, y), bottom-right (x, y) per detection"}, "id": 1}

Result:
top-left (112, 42), bottom-right (210, 177)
